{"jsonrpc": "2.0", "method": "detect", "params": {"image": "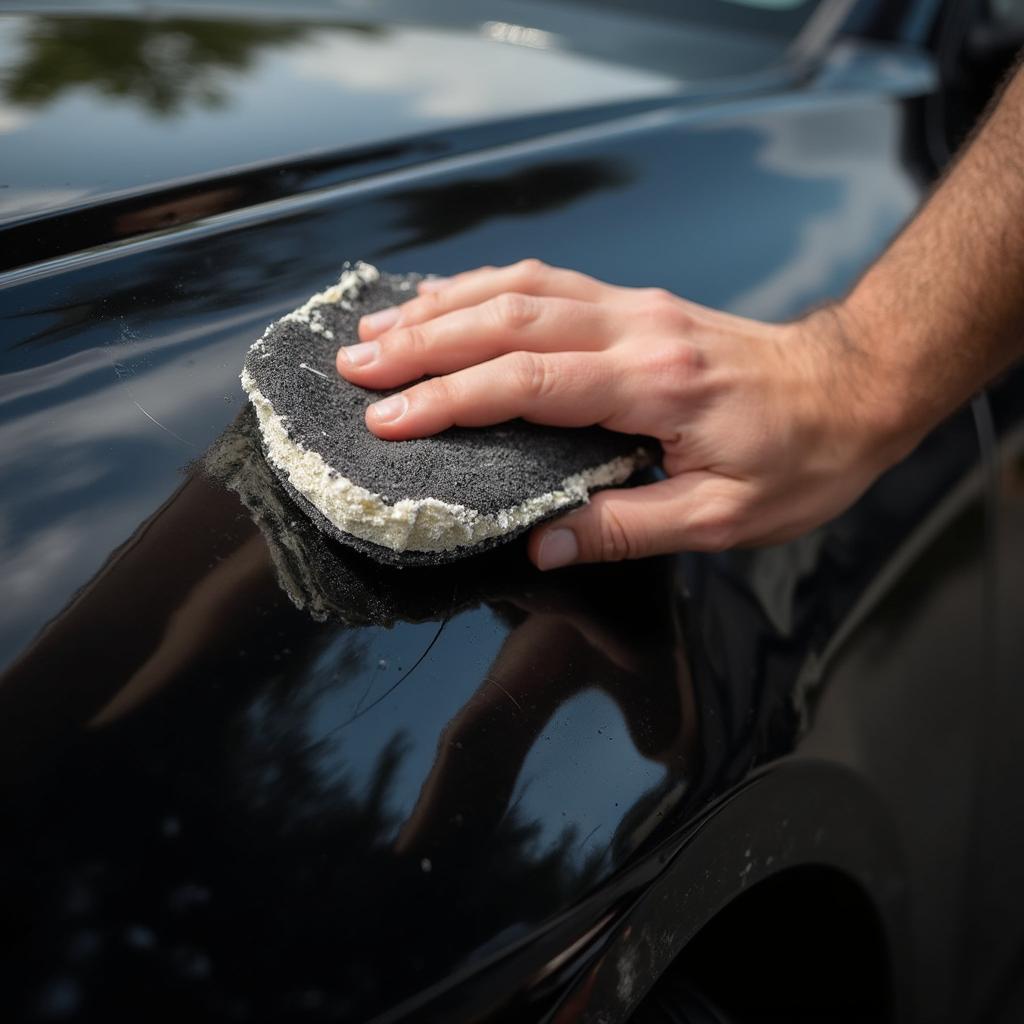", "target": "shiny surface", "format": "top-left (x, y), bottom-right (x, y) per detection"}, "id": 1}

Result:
top-left (0, 4), bottom-right (1011, 1022)
top-left (0, 460), bottom-right (692, 1020)
top-left (0, 2), bottom-right (800, 234)
top-left (961, 365), bottom-right (1024, 1021)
